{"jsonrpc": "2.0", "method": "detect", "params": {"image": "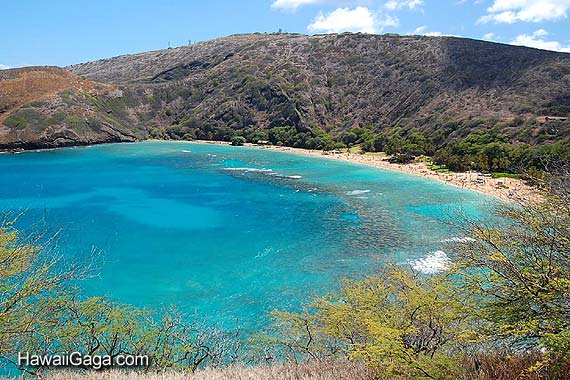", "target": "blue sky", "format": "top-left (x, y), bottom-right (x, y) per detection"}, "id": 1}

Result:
top-left (1, 0), bottom-right (569, 69)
